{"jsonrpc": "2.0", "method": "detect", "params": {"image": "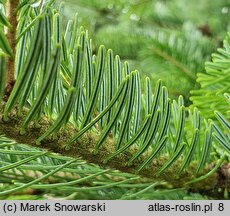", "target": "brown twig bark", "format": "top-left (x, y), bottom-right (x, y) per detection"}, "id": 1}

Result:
top-left (3, 0), bottom-right (19, 101)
